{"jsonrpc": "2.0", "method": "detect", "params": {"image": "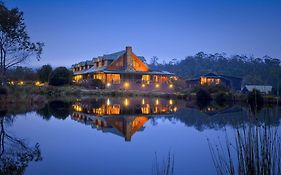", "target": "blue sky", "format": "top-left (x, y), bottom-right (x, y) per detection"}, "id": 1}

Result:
top-left (5, 0), bottom-right (281, 67)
